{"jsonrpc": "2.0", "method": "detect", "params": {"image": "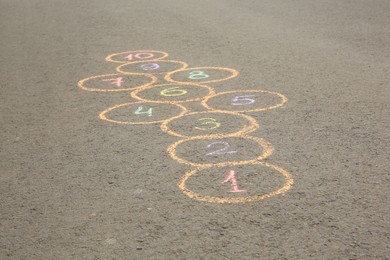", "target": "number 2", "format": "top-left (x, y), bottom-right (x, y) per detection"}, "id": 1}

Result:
top-left (231, 95), bottom-right (256, 105)
top-left (134, 106), bottom-right (153, 117)
top-left (206, 141), bottom-right (237, 156)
